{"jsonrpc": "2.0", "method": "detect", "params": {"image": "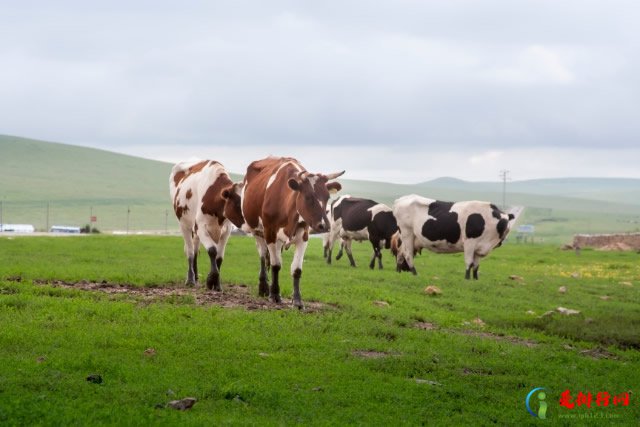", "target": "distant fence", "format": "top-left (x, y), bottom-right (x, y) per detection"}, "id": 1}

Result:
top-left (573, 233), bottom-right (640, 250)
top-left (0, 200), bottom-right (180, 233)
